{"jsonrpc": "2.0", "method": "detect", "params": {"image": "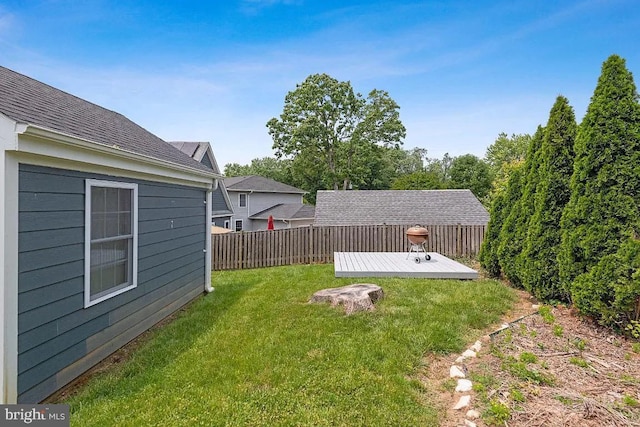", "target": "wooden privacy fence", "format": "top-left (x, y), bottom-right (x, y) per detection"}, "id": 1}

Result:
top-left (211, 224), bottom-right (486, 270)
